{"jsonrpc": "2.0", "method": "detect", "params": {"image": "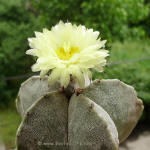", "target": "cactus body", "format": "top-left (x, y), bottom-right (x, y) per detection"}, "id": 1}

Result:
top-left (83, 79), bottom-right (144, 143)
top-left (17, 91), bottom-right (68, 150)
top-left (68, 94), bottom-right (119, 150)
top-left (16, 76), bottom-right (60, 117)
top-left (16, 77), bottom-right (143, 150)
